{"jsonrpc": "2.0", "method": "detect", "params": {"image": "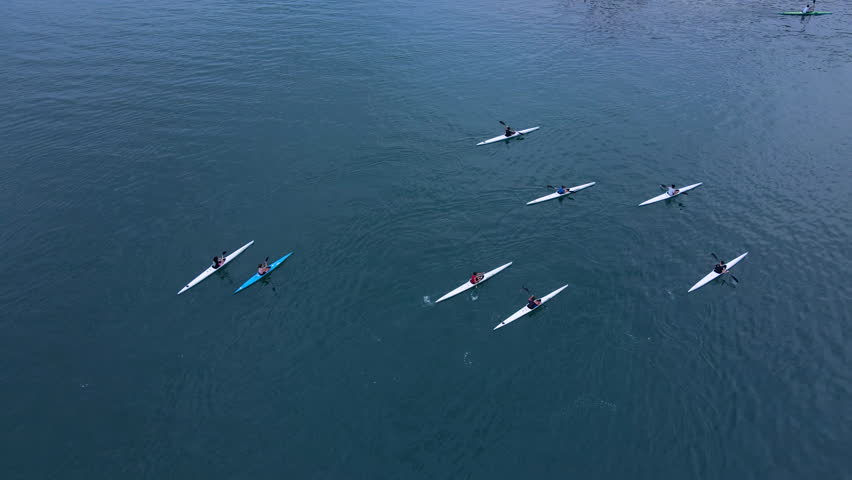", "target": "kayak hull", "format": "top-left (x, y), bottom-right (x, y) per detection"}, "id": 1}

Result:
top-left (476, 126), bottom-right (540, 146)
top-left (178, 240), bottom-right (255, 295)
top-left (435, 262), bottom-right (513, 303)
top-left (494, 284), bottom-right (569, 330)
top-left (779, 12), bottom-right (831, 15)
top-left (639, 182), bottom-right (703, 206)
top-left (688, 252), bottom-right (748, 293)
top-left (233, 252), bottom-right (293, 294)
top-left (526, 182), bottom-right (596, 205)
